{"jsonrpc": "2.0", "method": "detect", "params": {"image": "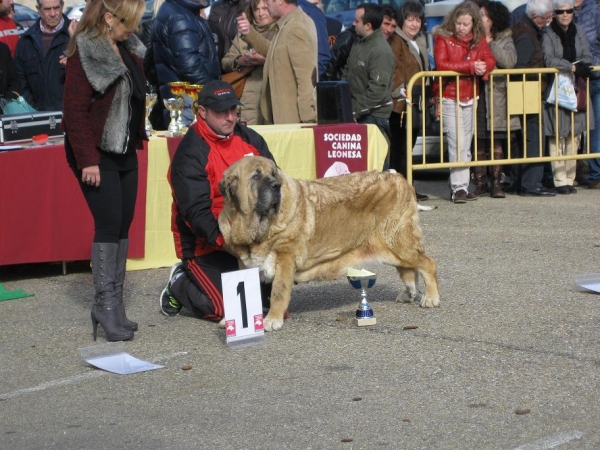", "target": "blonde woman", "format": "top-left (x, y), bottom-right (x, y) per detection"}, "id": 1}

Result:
top-left (63, 0), bottom-right (147, 341)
